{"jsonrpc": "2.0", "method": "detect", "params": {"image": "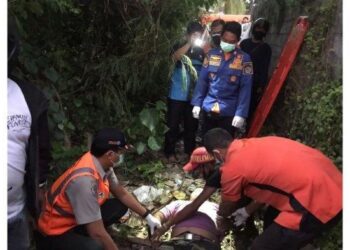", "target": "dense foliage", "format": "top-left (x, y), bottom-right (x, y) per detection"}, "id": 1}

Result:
top-left (9, 0), bottom-right (342, 248)
top-left (257, 0), bottom-right (342, 166)
top-left (9, 0), bottom-right (217, 176)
